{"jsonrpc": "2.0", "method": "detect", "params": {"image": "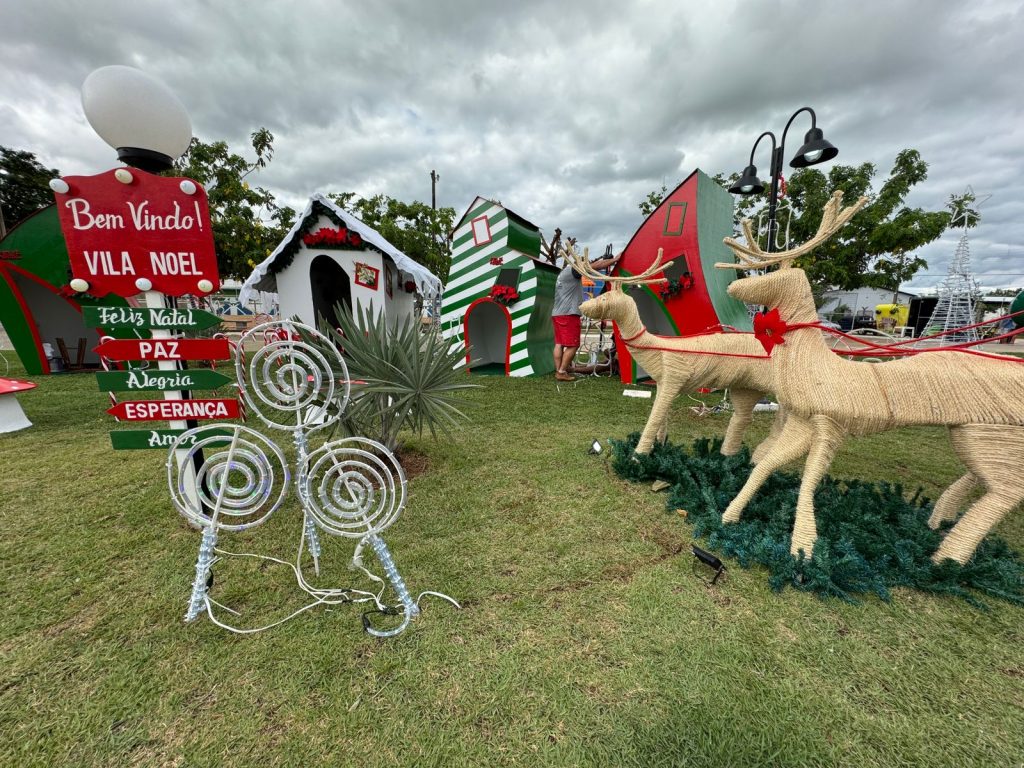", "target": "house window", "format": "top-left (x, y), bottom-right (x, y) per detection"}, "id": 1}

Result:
top-left (472, 215), bottom-right (492, 246)
top-left (663, 202), bottom-right (687, 236)
top-left (493, 267), bottom-right (521, 291)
